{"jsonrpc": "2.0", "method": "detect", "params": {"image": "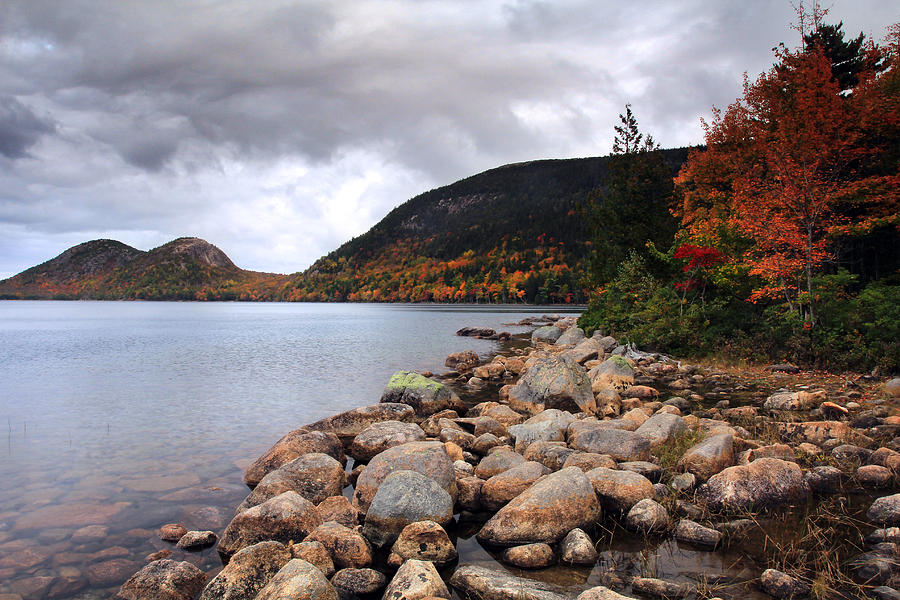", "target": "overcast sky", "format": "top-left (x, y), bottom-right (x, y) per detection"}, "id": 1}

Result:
top-left (0, 1), bottom-right (895, 278)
